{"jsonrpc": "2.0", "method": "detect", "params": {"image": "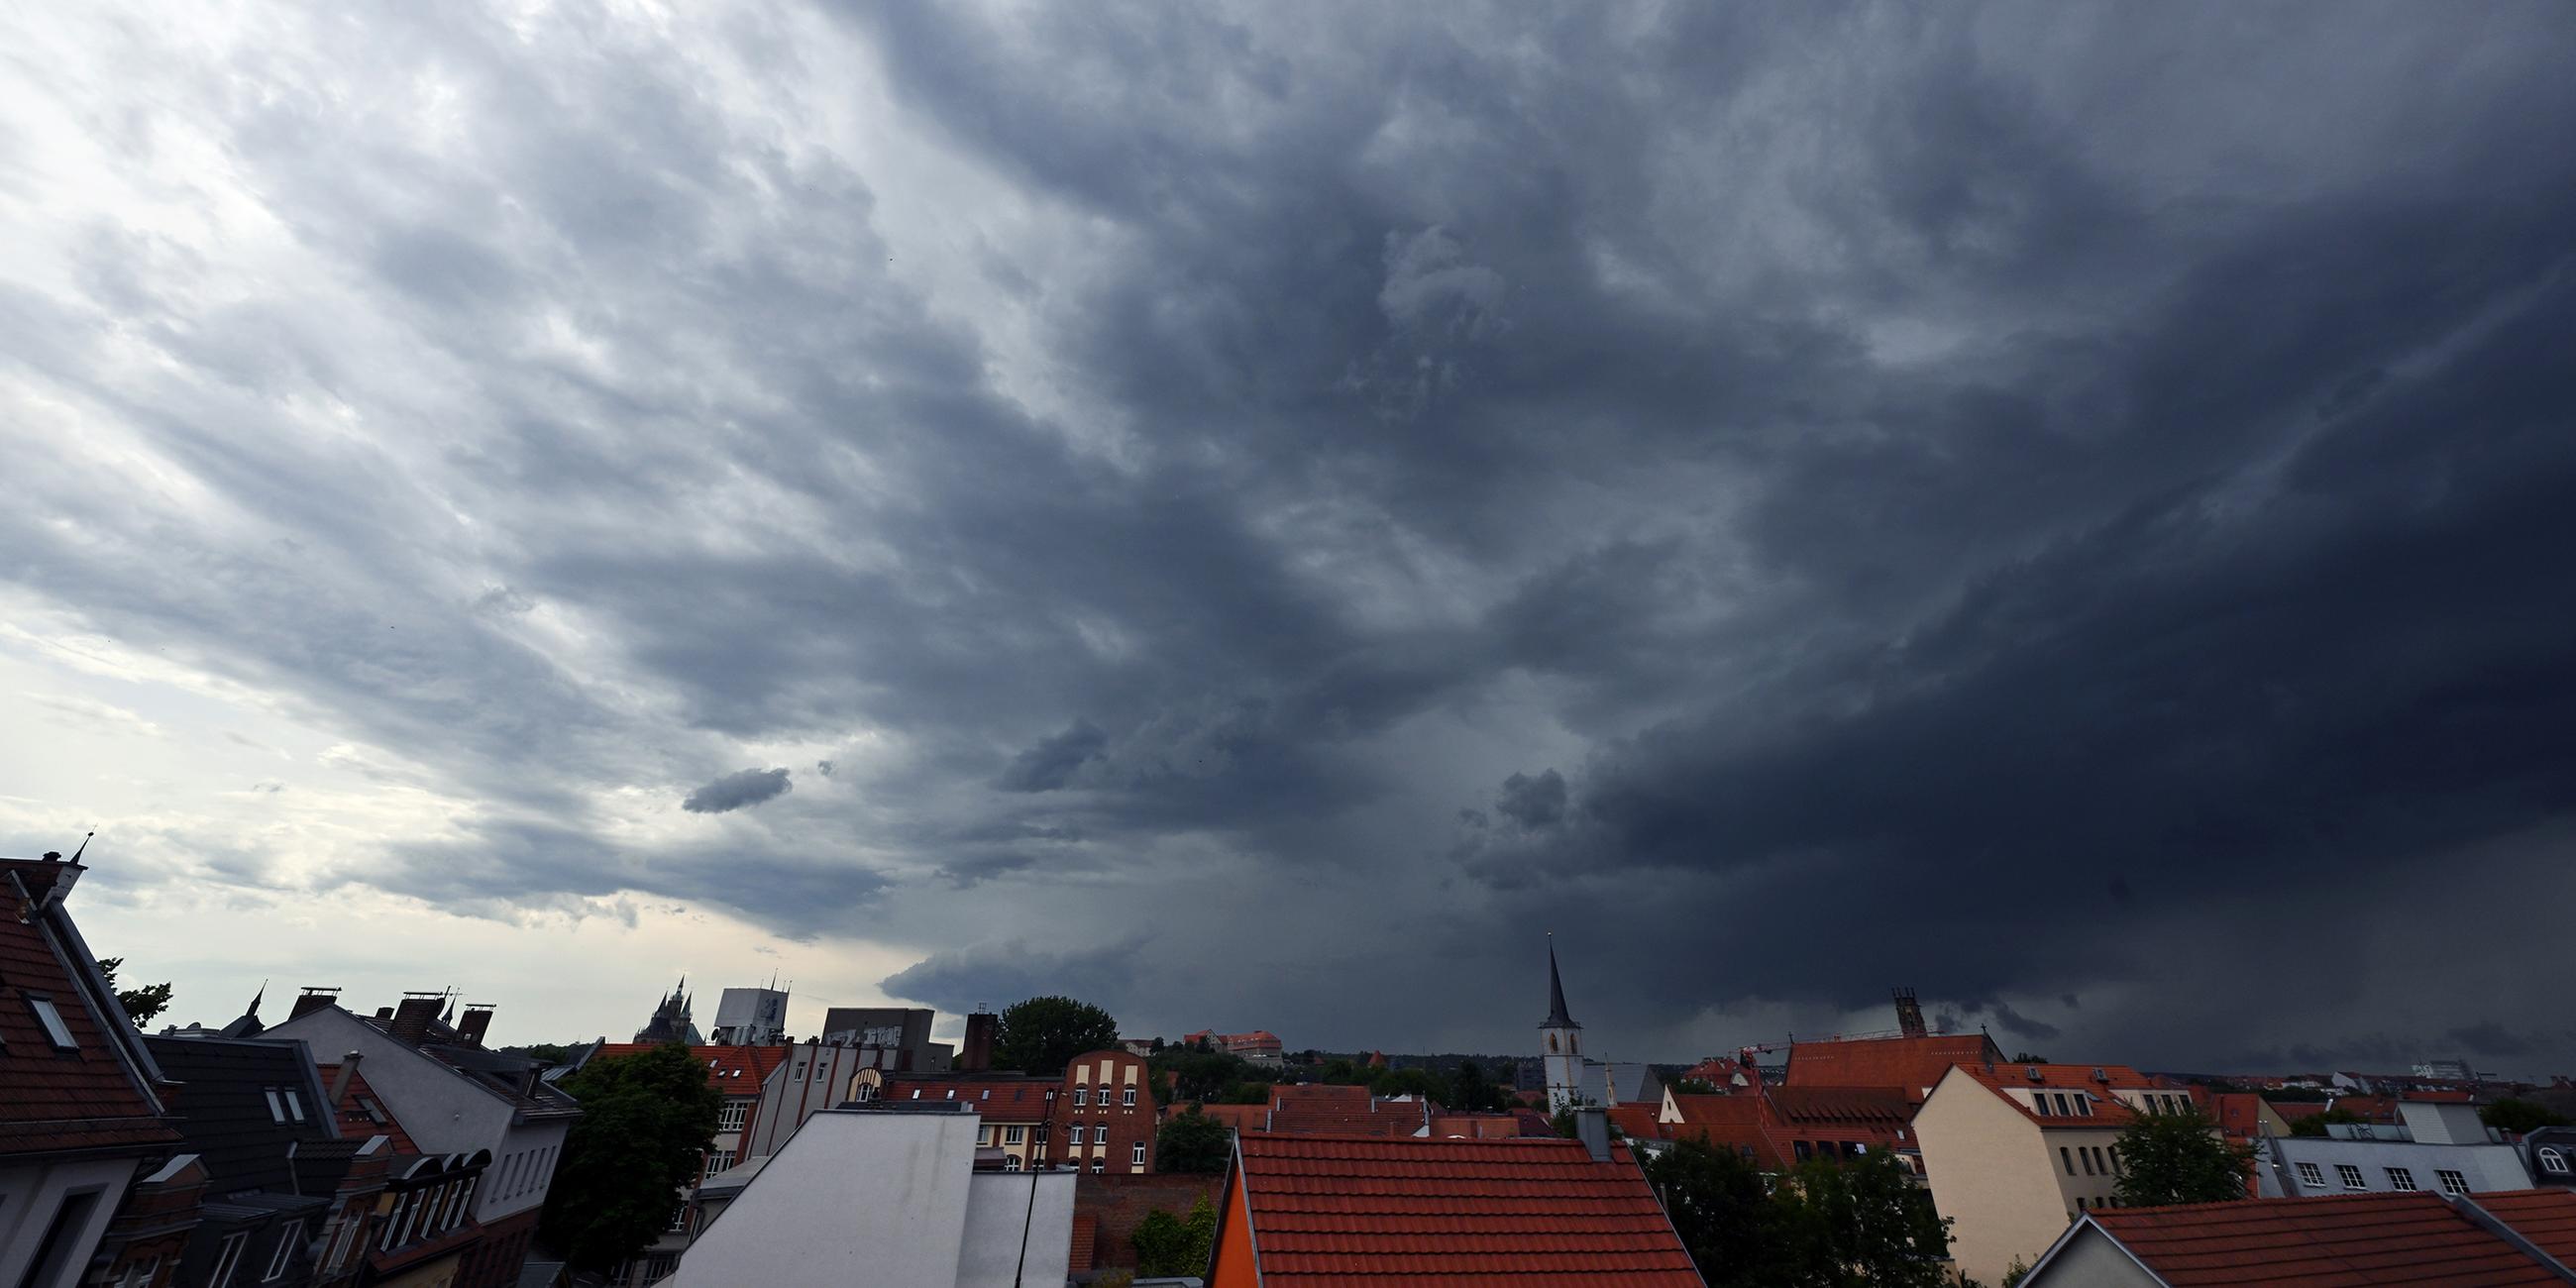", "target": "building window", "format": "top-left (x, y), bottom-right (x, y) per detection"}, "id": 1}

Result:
top-left (1074, 1087), bottom-right (1090, 1107)
top-left (2080, 1148), bottom-right (2094, 1175)
top-left (1005, 1126), bottom-right (1024, 1144)
top-left (264, 1220), bottom-right (304, 1280)
top-left (266, 1089), bottom-right (288, 1122)
top-left (1132, 1141), bottom-right (1147, 1167)
top-left (2061, 1146), bottom-right (2075, 1175)
top-left (1069, 1125), bottom-right (1086, 1145)
top-left (1004, 1155), bottom-right (1021, 1172)
top-left (1795, 1140), bottom-right (1814, 1162)
top-left (792, 1060), bottom-right (806, 1082)
top-left (118, 1255), bottom-right (161, 1288)
top-left (705, 1149), bottom-right (736, 1175)
top-left (1123, 1087), bottom-right (1137, 1107)
top-left (2387, 1167), bottom-right (2416, 1191)
top-left (2438, 1169), bottom-right (2470, 1196)
top-left (27, 995), bottom-right (80, 1050)
top-left (977, 1127), bottom-right (991, 1146)
top-left (1092, 1157), bottom-right (1106, 1174)
top-left (2296, 1162), bottom-right (2326, 1188)
top-left (211, 1232), bottom-right (252, 1286)
top-left (2336, 1164), bottom-right (2367, 1190)
top-left (2540, 1148), bottom-right (2569, 1176)
top-left (2076, 1095), bottom-right (2093, 1118)
top-left (717, 1103), bottom-right (749, 1131)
